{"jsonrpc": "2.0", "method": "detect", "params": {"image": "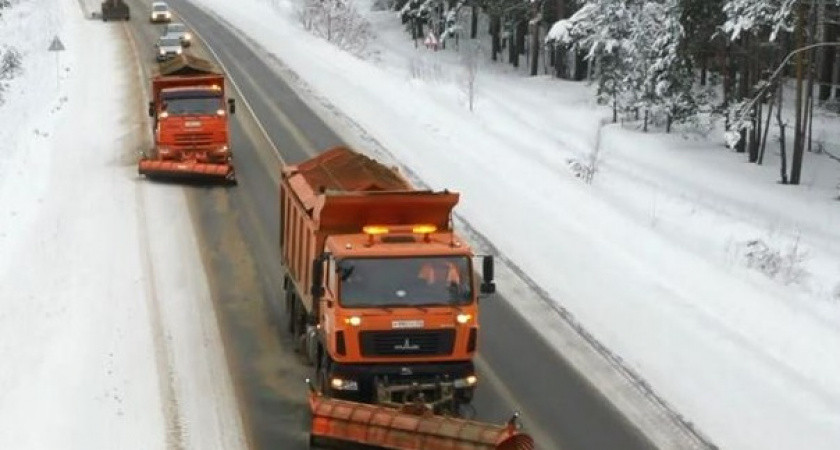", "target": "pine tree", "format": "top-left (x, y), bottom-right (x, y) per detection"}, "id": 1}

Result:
top-left (547, 0), bottom-right (700, 130)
